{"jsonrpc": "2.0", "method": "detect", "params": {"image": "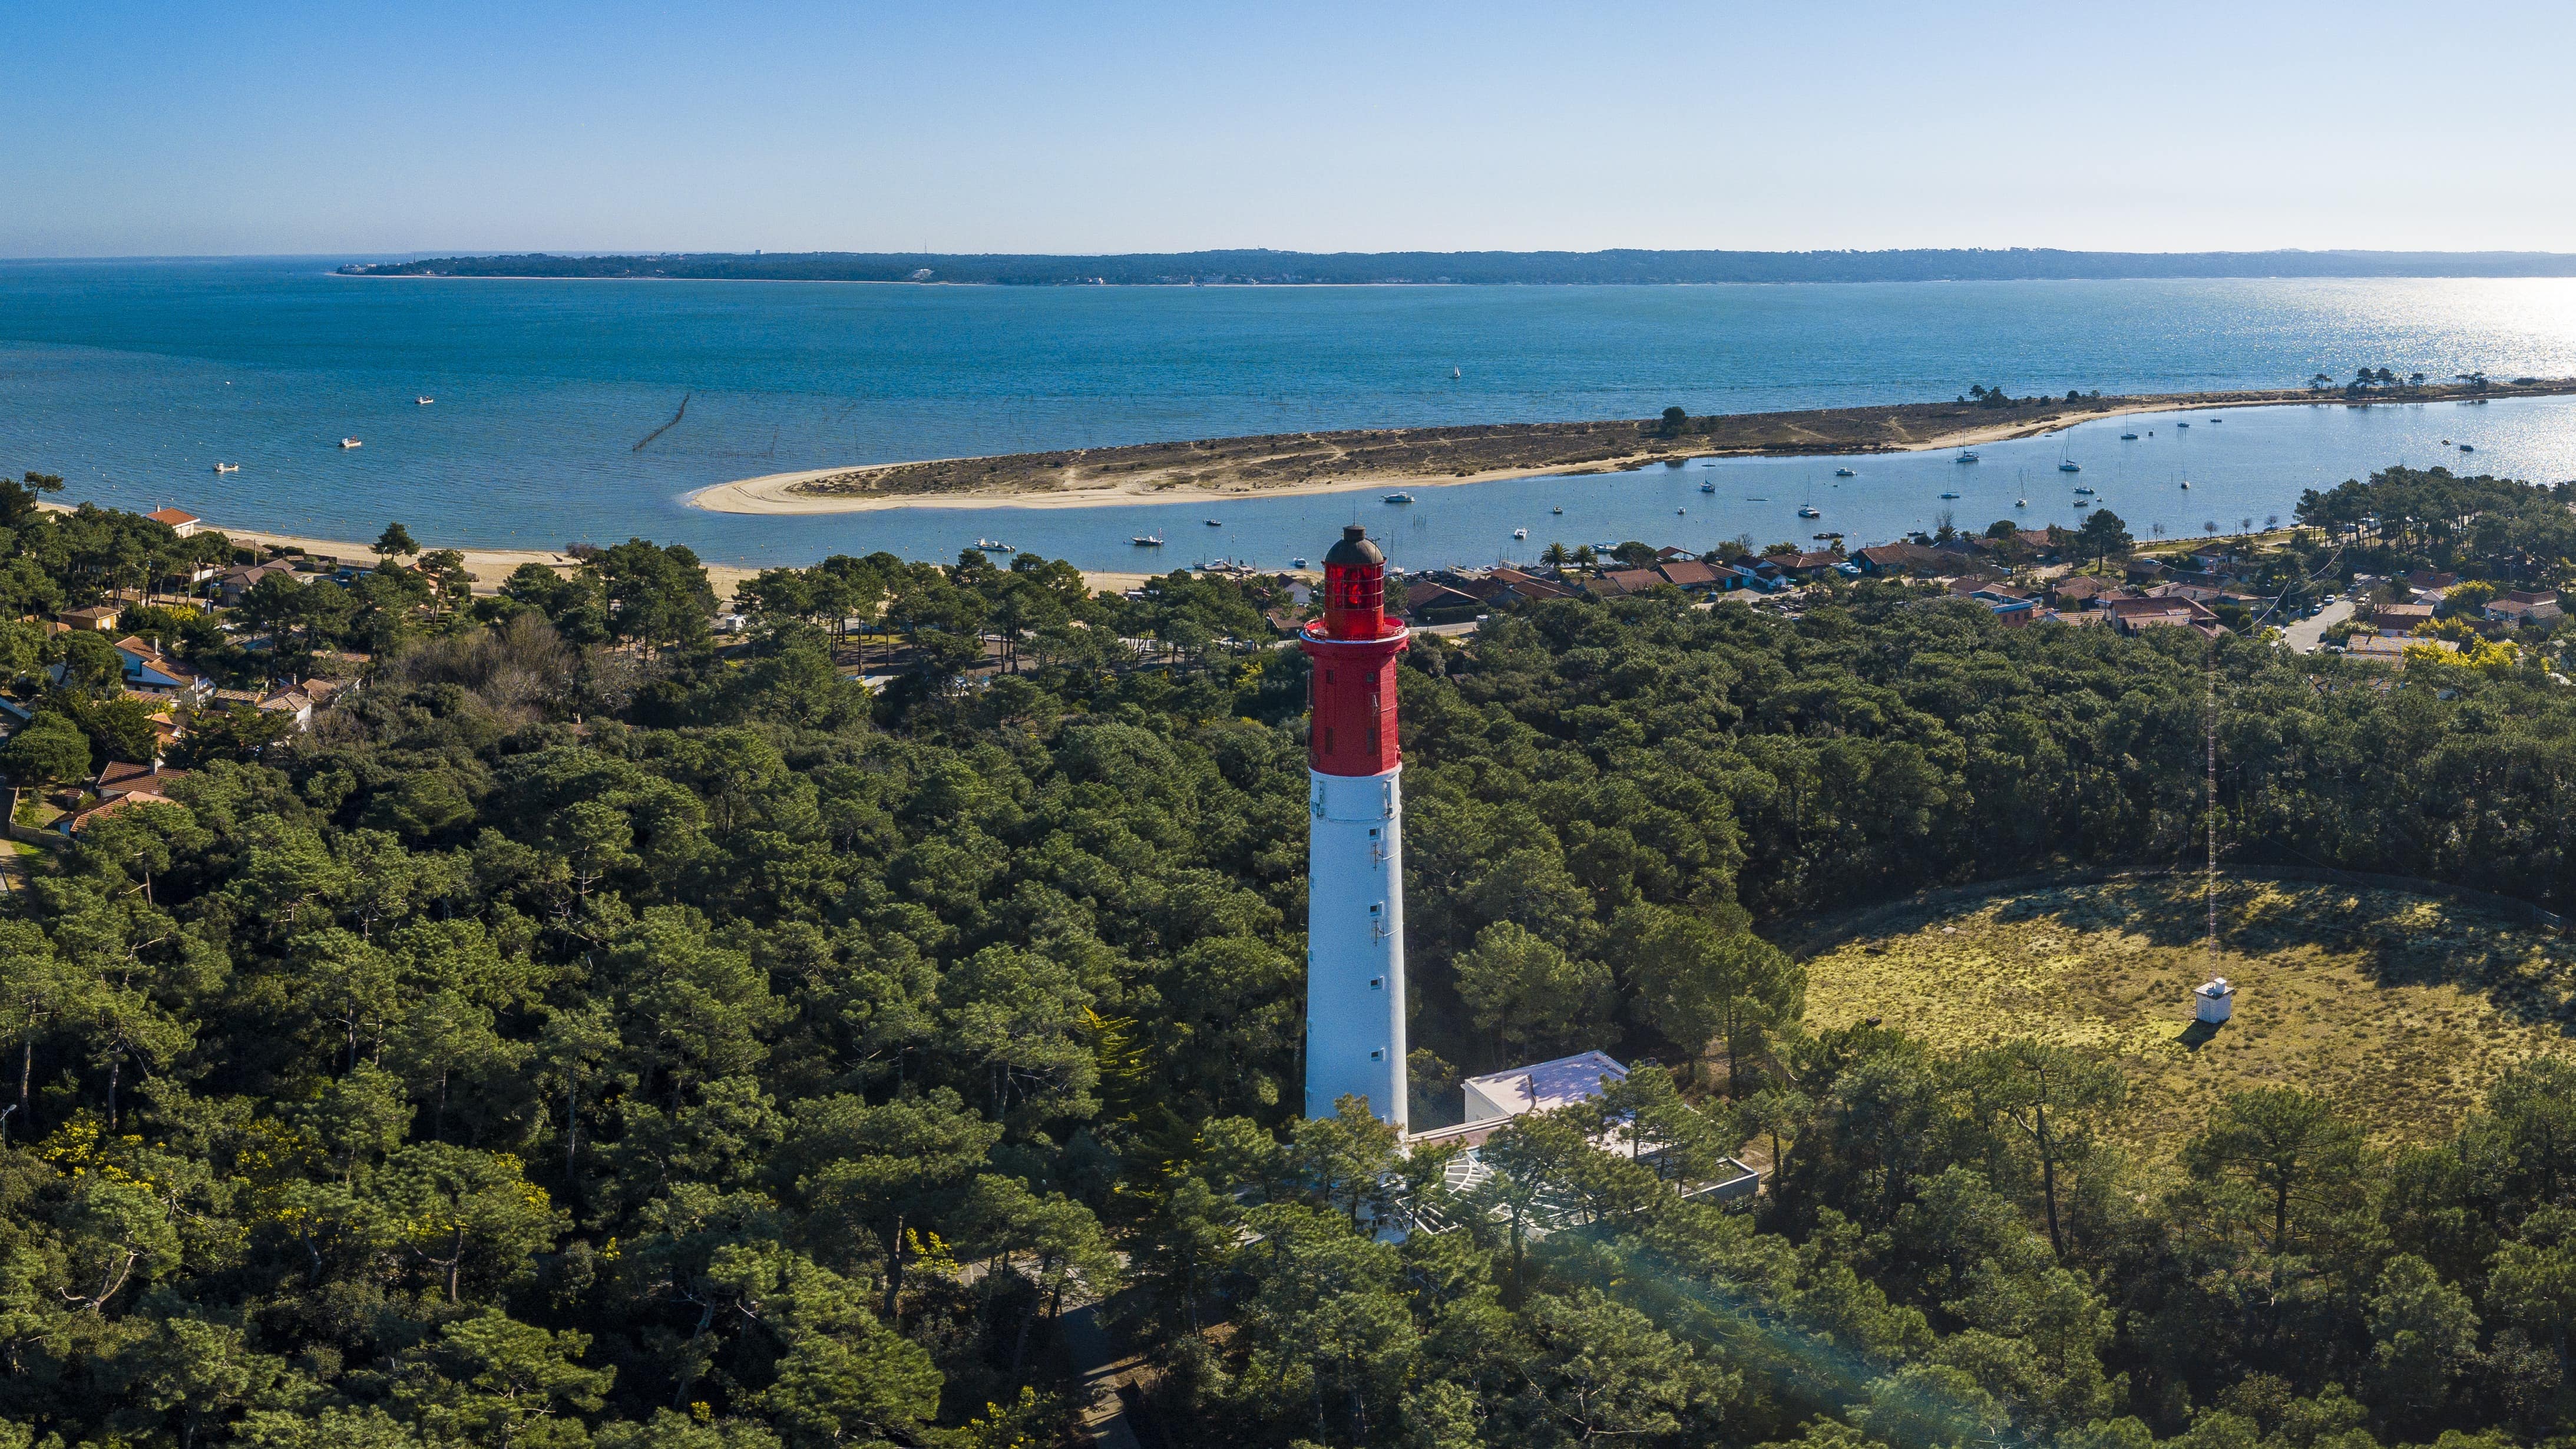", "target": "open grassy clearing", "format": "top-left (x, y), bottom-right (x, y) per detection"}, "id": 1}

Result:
top-left (1802, 876), bottom-right (2576, 1158)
